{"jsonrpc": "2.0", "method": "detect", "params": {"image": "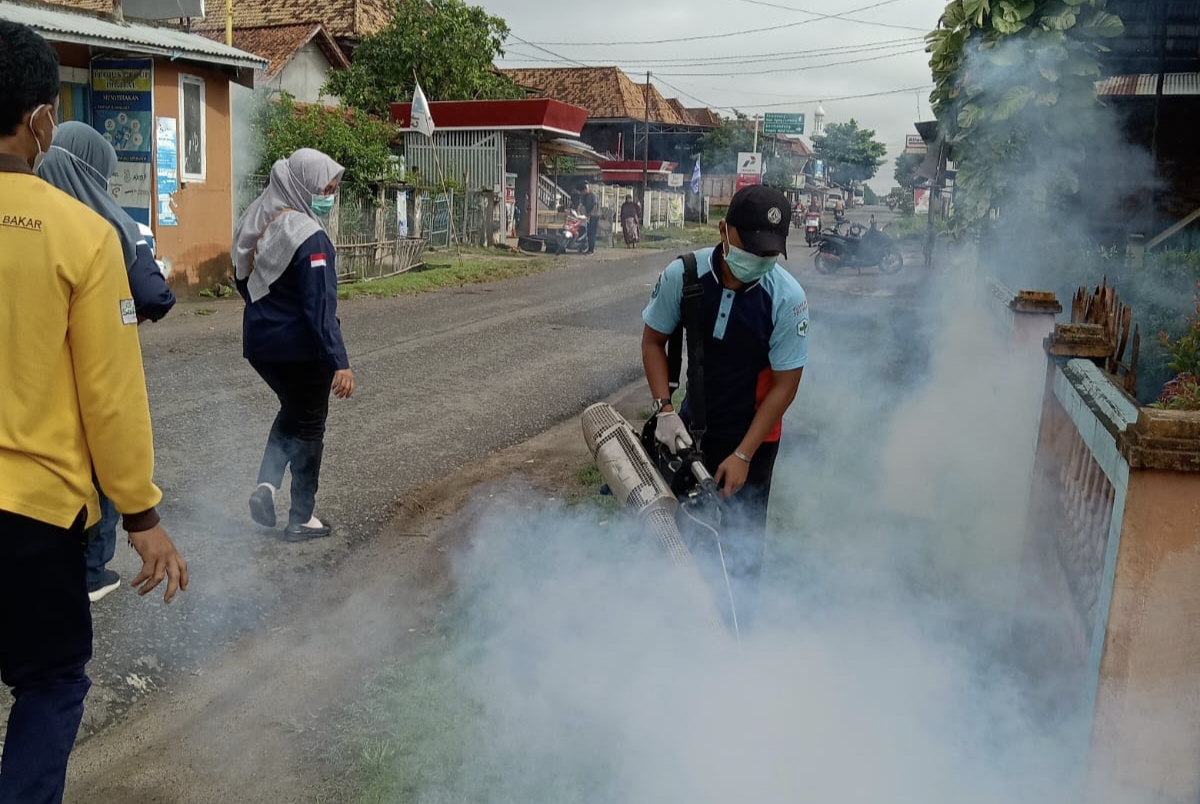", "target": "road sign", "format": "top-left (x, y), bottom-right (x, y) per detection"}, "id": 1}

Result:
top-left (668, 173), bottom-right (684, 187)
top-left (763, 112), bottom-right (805, 135)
